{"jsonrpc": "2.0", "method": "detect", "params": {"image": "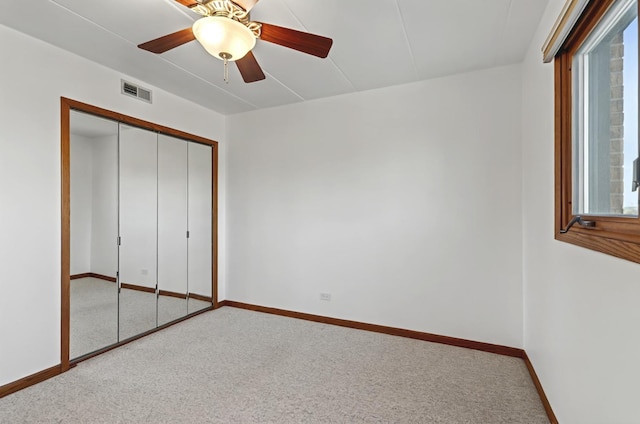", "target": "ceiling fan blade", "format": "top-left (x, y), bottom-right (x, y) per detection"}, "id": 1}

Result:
top-left (138, 28), bottom-right (195, 54)
top-left (235, 51), bottom-right (266, 83)
top-left (259, 23), bottom-right (333, 58)
top-left (174, 0), bottom-right (199, 8)
top-left (233, 0), bottom-right (260, 12)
